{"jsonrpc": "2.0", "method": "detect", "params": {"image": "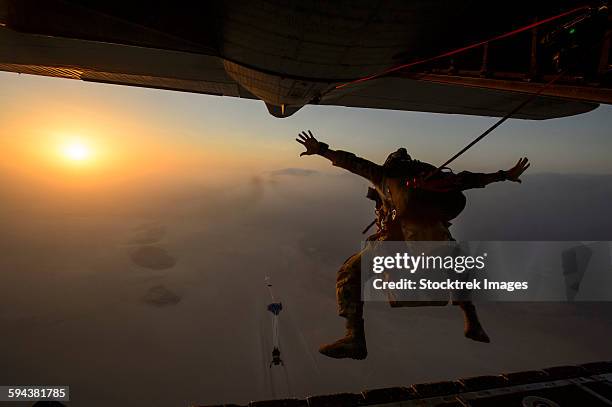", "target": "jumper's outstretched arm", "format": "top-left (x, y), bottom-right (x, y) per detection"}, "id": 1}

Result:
top-left (413, 158), bottom-right (530, 192)
top-left (296, 130), bottom-right (383, 184)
